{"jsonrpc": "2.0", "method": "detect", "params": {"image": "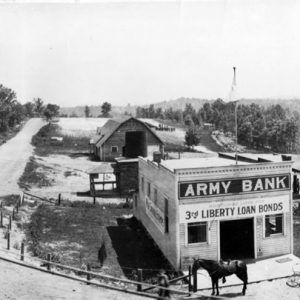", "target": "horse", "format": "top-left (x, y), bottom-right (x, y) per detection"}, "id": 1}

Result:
top-left (192, 258), bottom-right (248, 296)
